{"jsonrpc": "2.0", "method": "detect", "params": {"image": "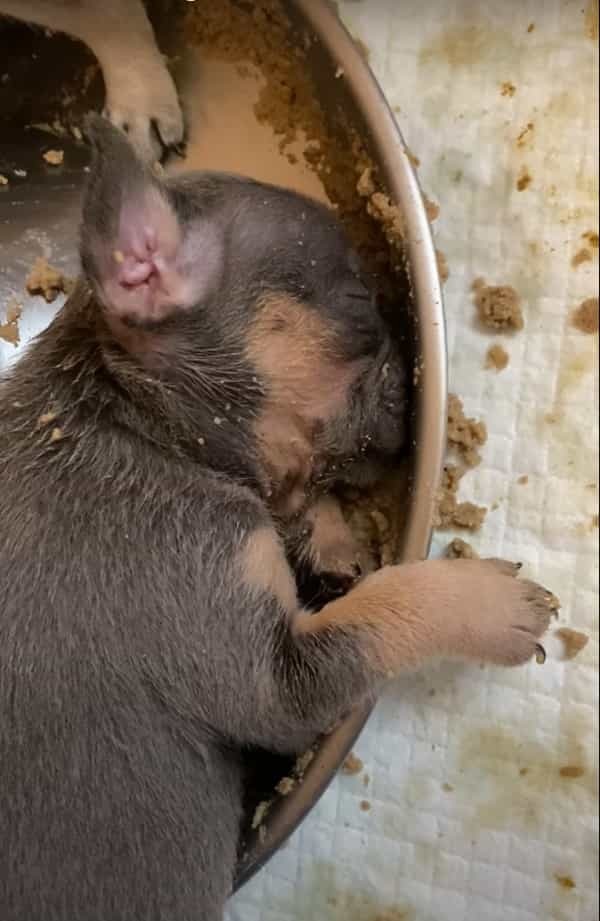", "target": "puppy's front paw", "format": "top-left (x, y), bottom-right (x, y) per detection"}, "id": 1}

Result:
top-left (103, 52), bottom-right (185, 162)
top-left (462, 559), bottom-right (557, 666)
top-left (292, 495), bottom-right (369, 606)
